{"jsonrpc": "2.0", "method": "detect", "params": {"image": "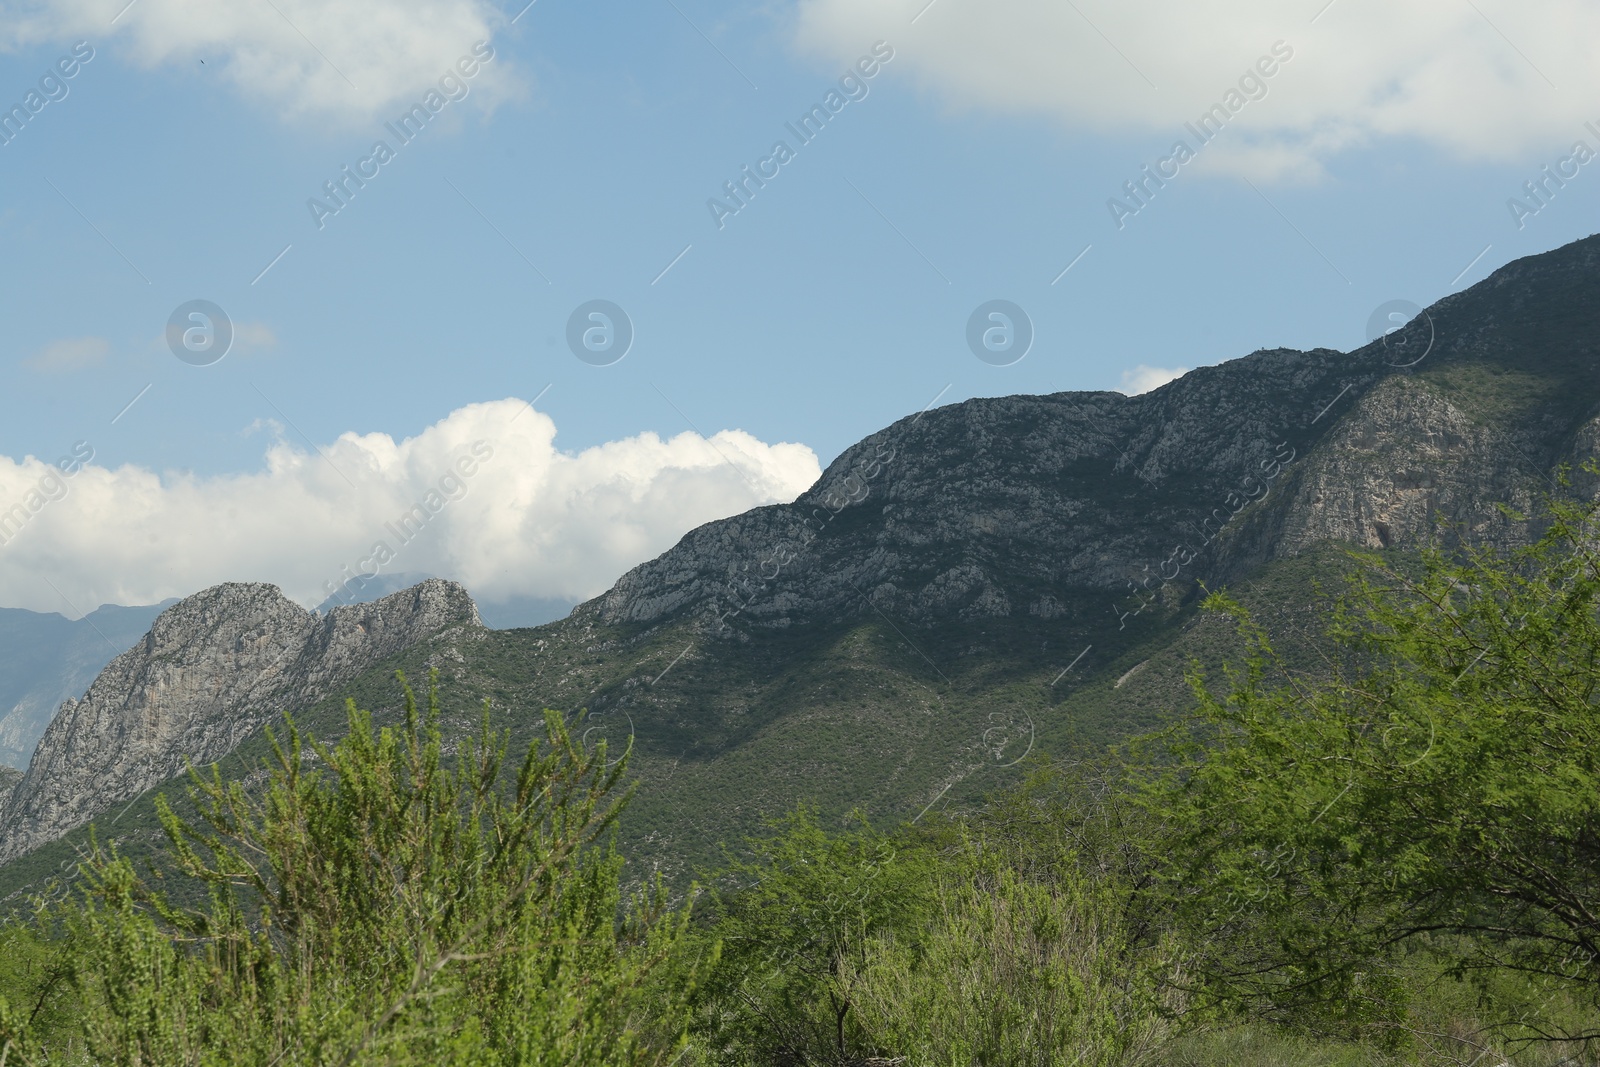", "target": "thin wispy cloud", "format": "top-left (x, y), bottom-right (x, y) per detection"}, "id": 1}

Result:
top-left (24, 336), bottom-right (108, 373)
